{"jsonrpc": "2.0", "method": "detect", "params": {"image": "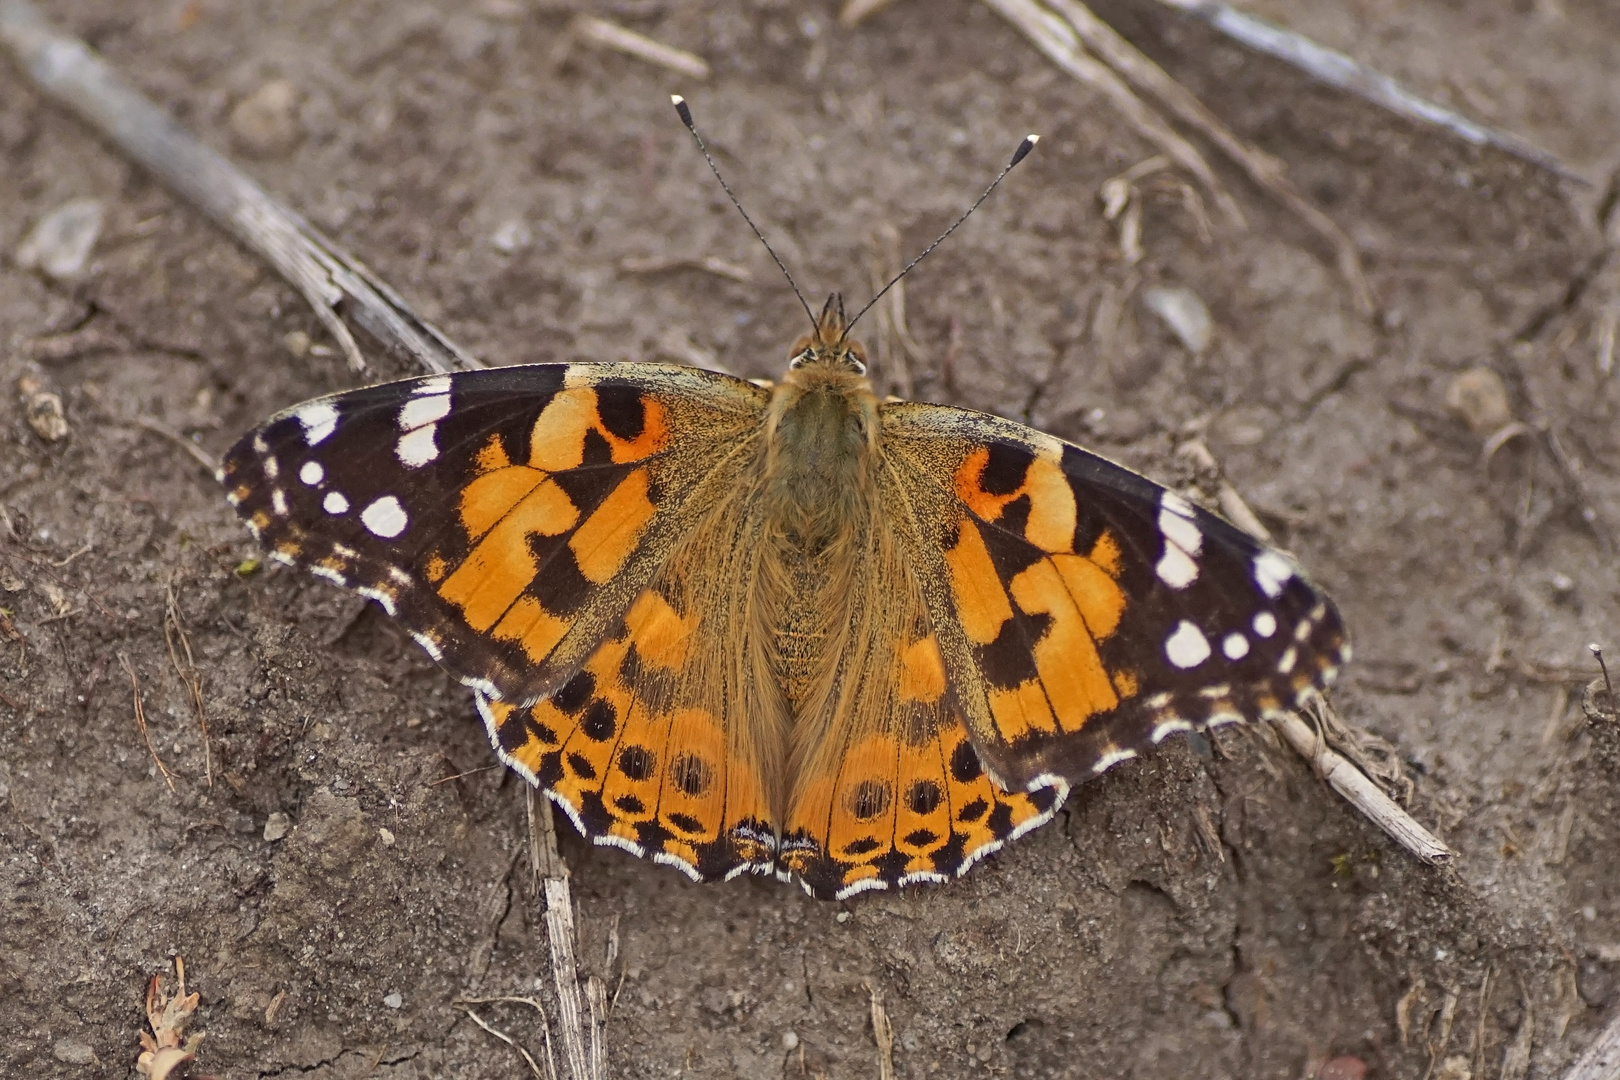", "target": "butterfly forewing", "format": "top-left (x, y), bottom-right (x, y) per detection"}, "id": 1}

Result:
top-left (879, 401), bottom-right (1348, 793)
top-left (221, 363), bottom-right (770, 704)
